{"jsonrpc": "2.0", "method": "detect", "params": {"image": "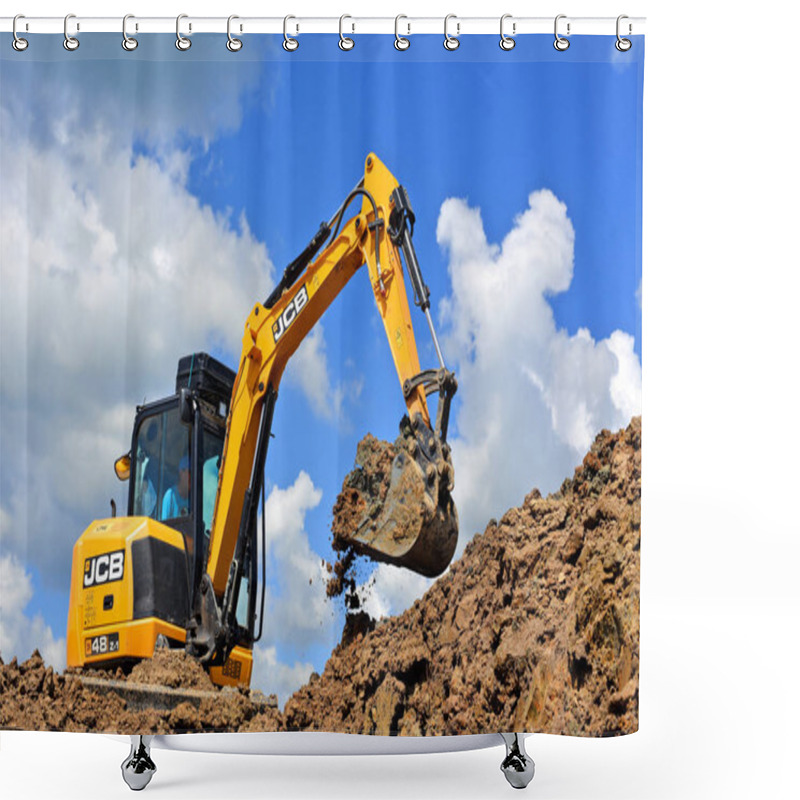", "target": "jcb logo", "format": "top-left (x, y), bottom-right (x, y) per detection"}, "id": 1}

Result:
top-left (272, 285), bottom-right (309, 343)
top-left (84, 550), bottom-right (125, 588)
